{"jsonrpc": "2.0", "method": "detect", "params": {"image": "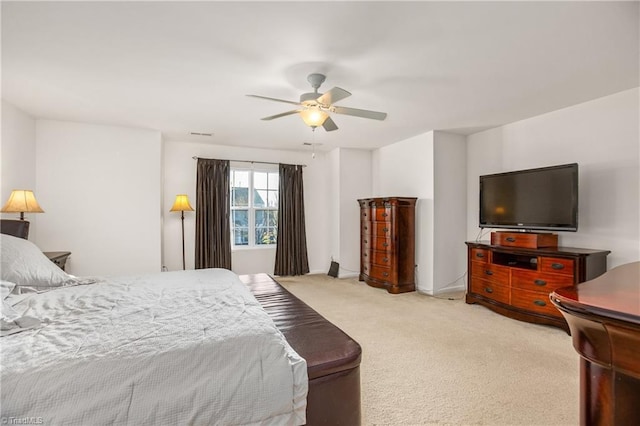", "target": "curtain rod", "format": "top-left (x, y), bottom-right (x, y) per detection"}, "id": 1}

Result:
top-left (192, 156), bottom-right (306, 167)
